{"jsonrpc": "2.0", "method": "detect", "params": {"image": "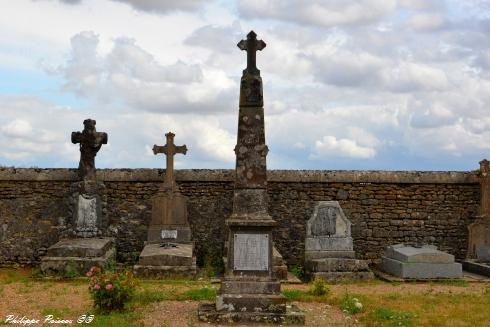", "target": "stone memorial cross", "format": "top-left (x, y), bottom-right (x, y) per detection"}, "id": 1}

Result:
top-left (237, 30), bottom-right (266, 76)
top-left (152, 132), bottom-right (187, 189)
top-left (71, 119), bottom-right (108, 181)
